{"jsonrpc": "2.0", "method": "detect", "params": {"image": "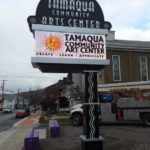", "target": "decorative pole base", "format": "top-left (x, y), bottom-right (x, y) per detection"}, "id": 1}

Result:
top-left (80, 135), bottom-right (104, 150)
